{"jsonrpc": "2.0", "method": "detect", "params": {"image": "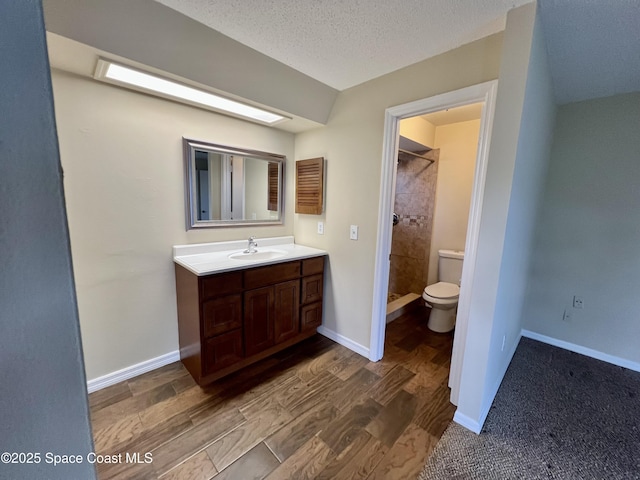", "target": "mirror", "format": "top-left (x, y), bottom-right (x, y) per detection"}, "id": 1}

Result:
top-left (183, 138), bottom-right (285, 229)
